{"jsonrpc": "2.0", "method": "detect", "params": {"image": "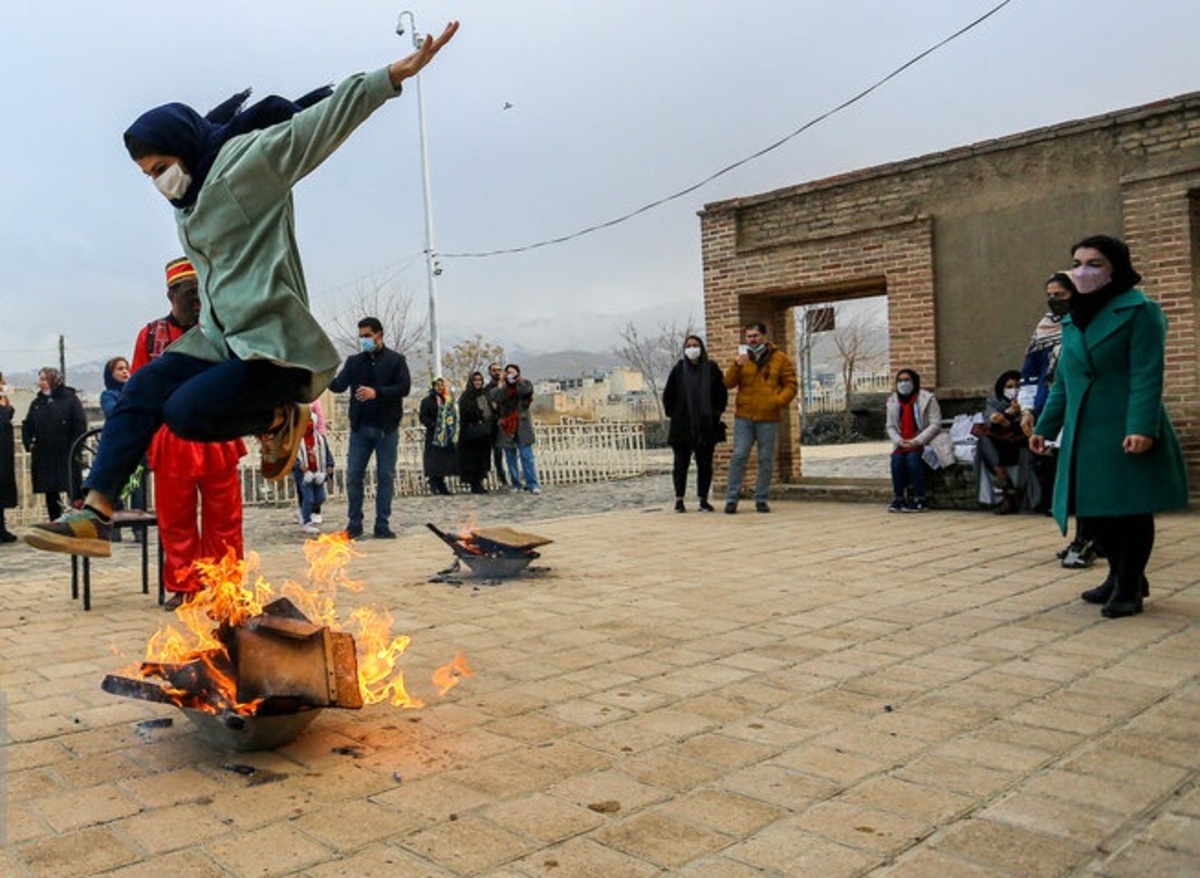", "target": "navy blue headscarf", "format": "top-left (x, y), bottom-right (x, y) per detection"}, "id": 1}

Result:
top-left (124, 85), bottom-right (332, 209)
